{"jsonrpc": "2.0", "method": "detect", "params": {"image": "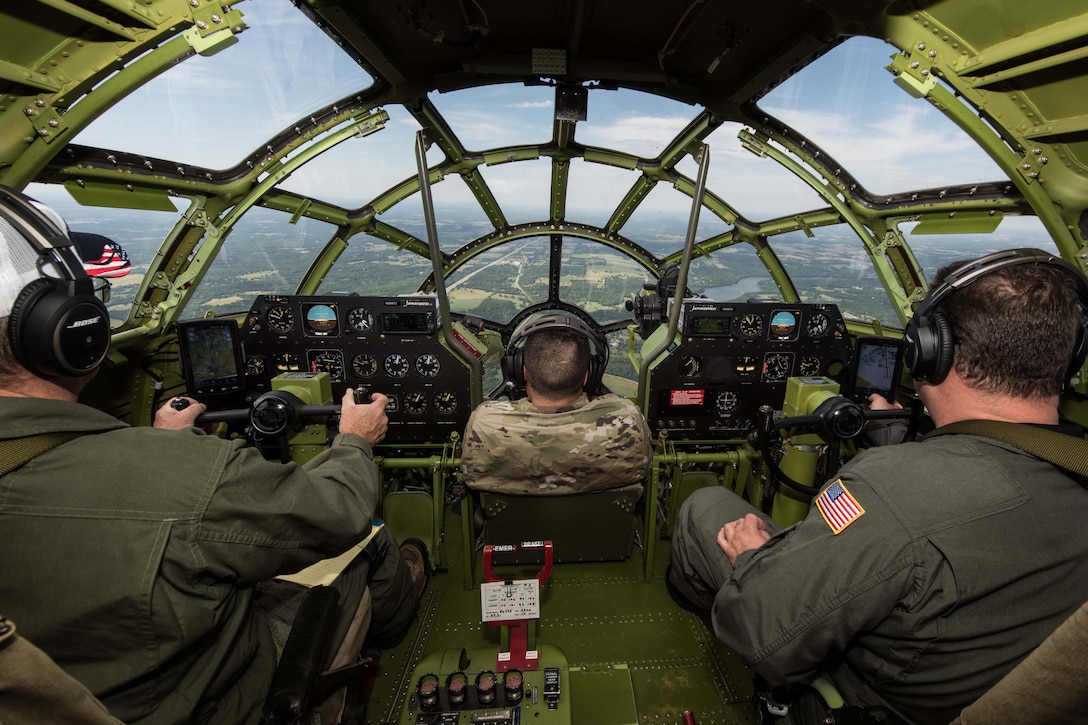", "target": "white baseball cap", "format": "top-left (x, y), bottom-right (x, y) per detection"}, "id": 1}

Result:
top-left (0, 207), bottom-right (54, 318)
